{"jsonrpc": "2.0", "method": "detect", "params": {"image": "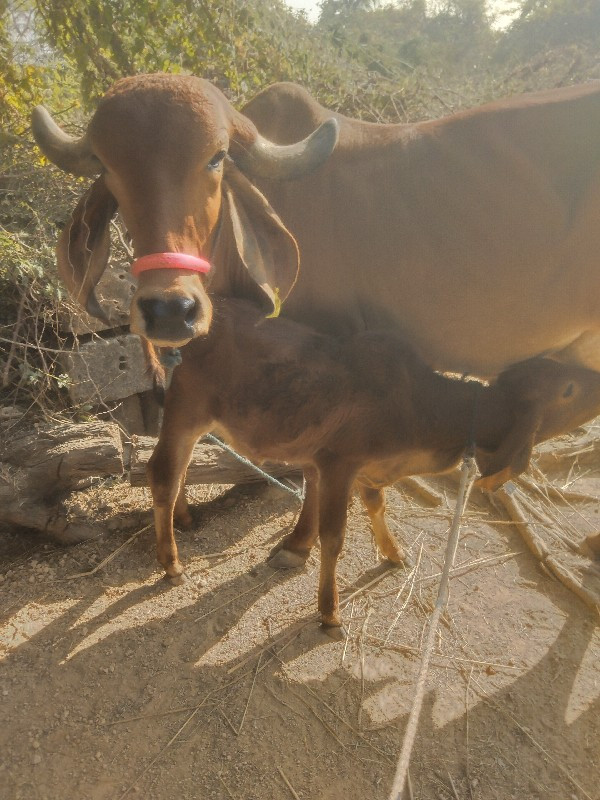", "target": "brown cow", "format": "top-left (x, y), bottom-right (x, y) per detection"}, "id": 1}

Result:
top-left (147, 297), bottom-right (600, 628)
top-left (33, 76), bottom-right (600, 385)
